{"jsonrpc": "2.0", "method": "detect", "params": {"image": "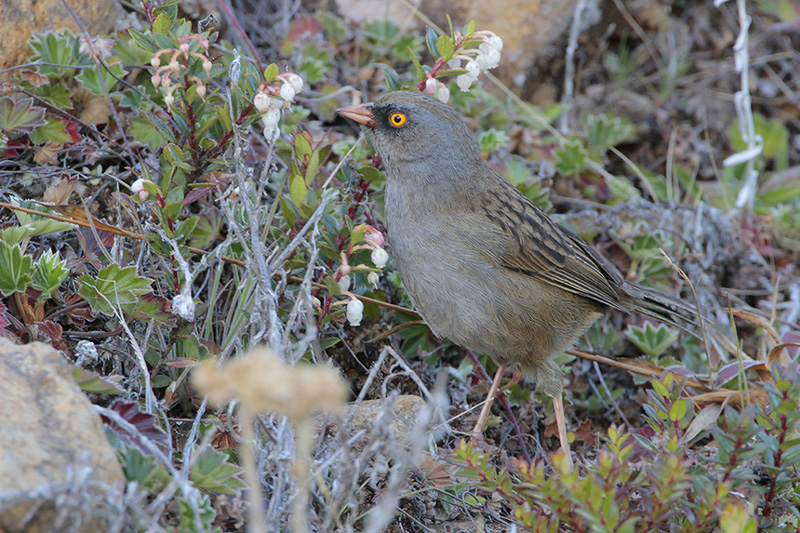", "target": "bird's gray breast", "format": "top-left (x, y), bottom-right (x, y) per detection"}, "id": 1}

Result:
top-left (383, 179), bottom-right (504, 349)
